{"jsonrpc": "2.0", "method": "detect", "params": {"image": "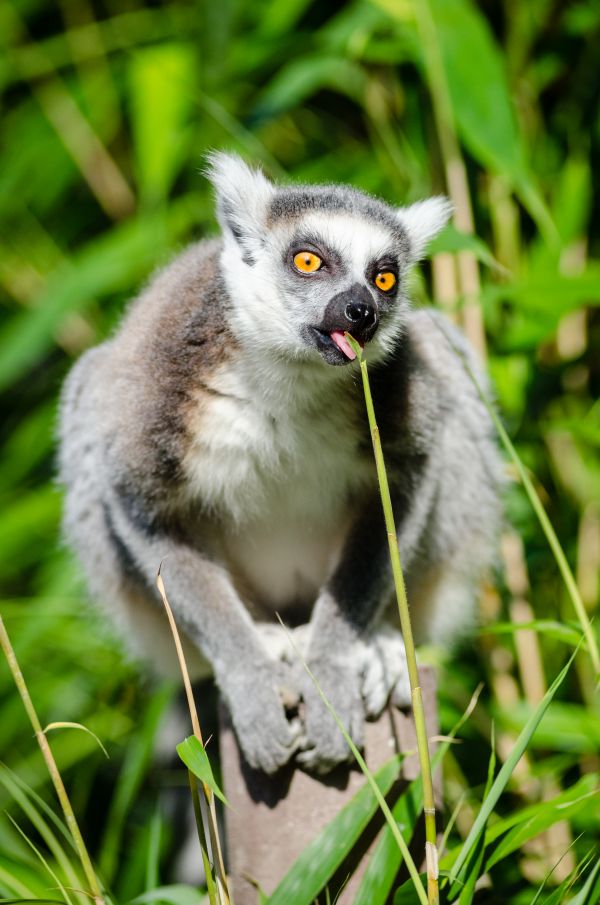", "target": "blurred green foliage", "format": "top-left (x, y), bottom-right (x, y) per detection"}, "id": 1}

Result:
top-left (0, 0), bottom-right (599, 901)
